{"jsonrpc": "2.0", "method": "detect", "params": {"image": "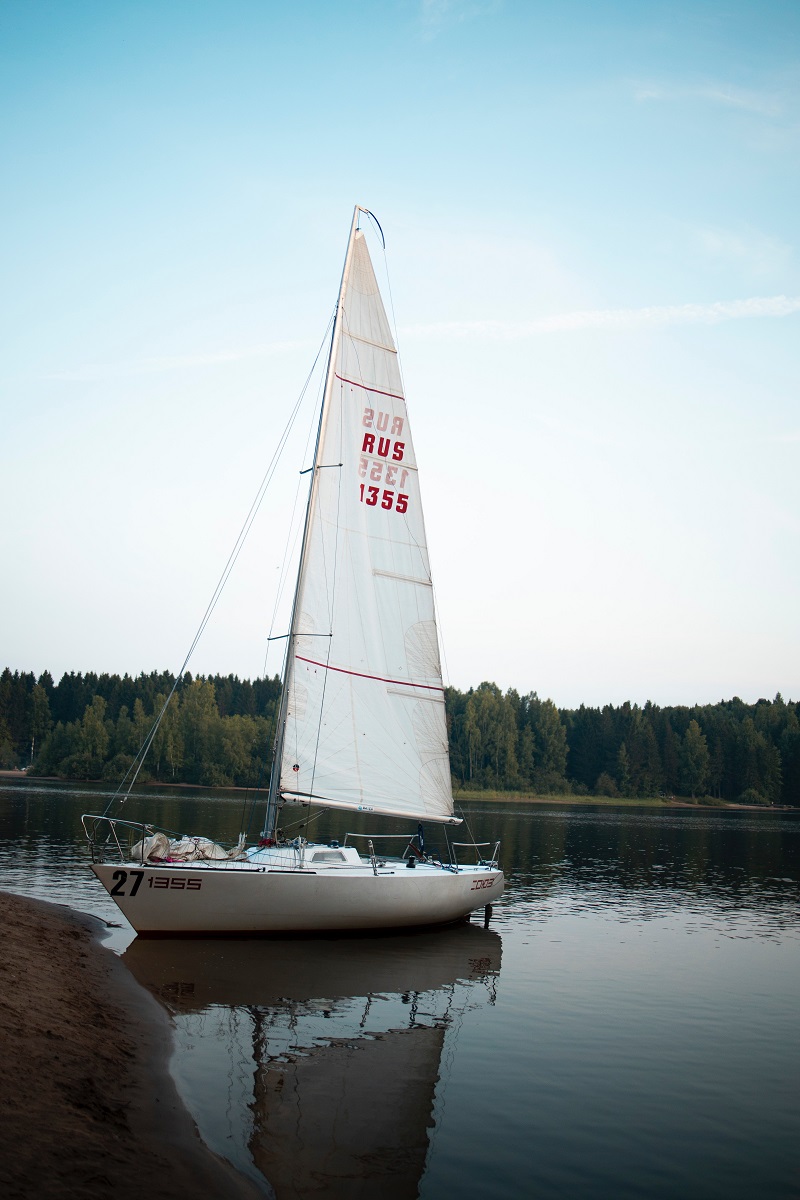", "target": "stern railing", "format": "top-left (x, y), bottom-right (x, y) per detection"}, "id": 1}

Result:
top-left (343, 831), bottom-right (500, 871)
